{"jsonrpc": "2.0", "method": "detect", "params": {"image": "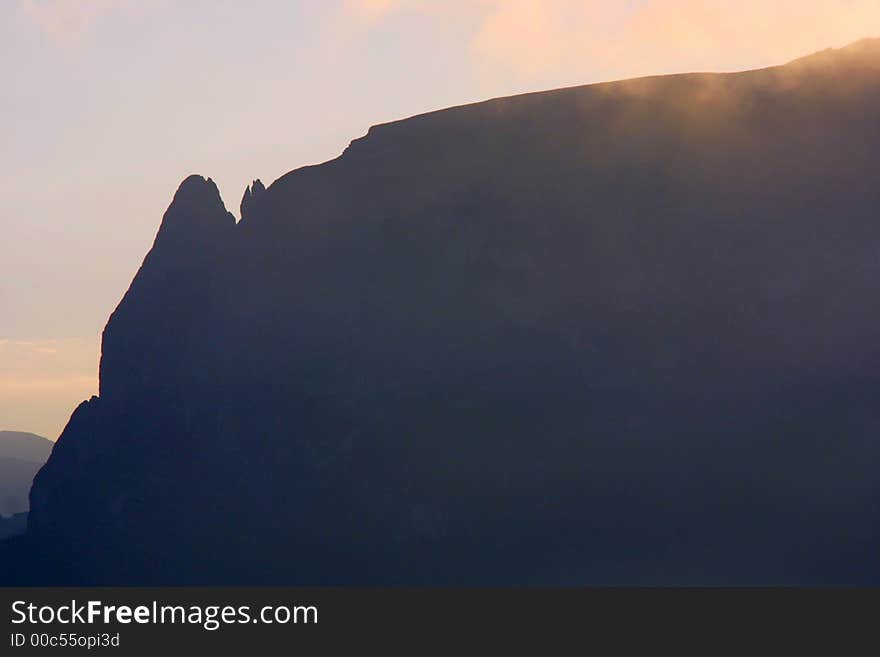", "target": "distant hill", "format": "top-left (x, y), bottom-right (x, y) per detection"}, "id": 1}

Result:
top-left (6, 38), bottom-right (880, 585)
top-left (0, 431), bottom-right (52, 517)
top-left (0, 513), bottom-right (28, 541)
